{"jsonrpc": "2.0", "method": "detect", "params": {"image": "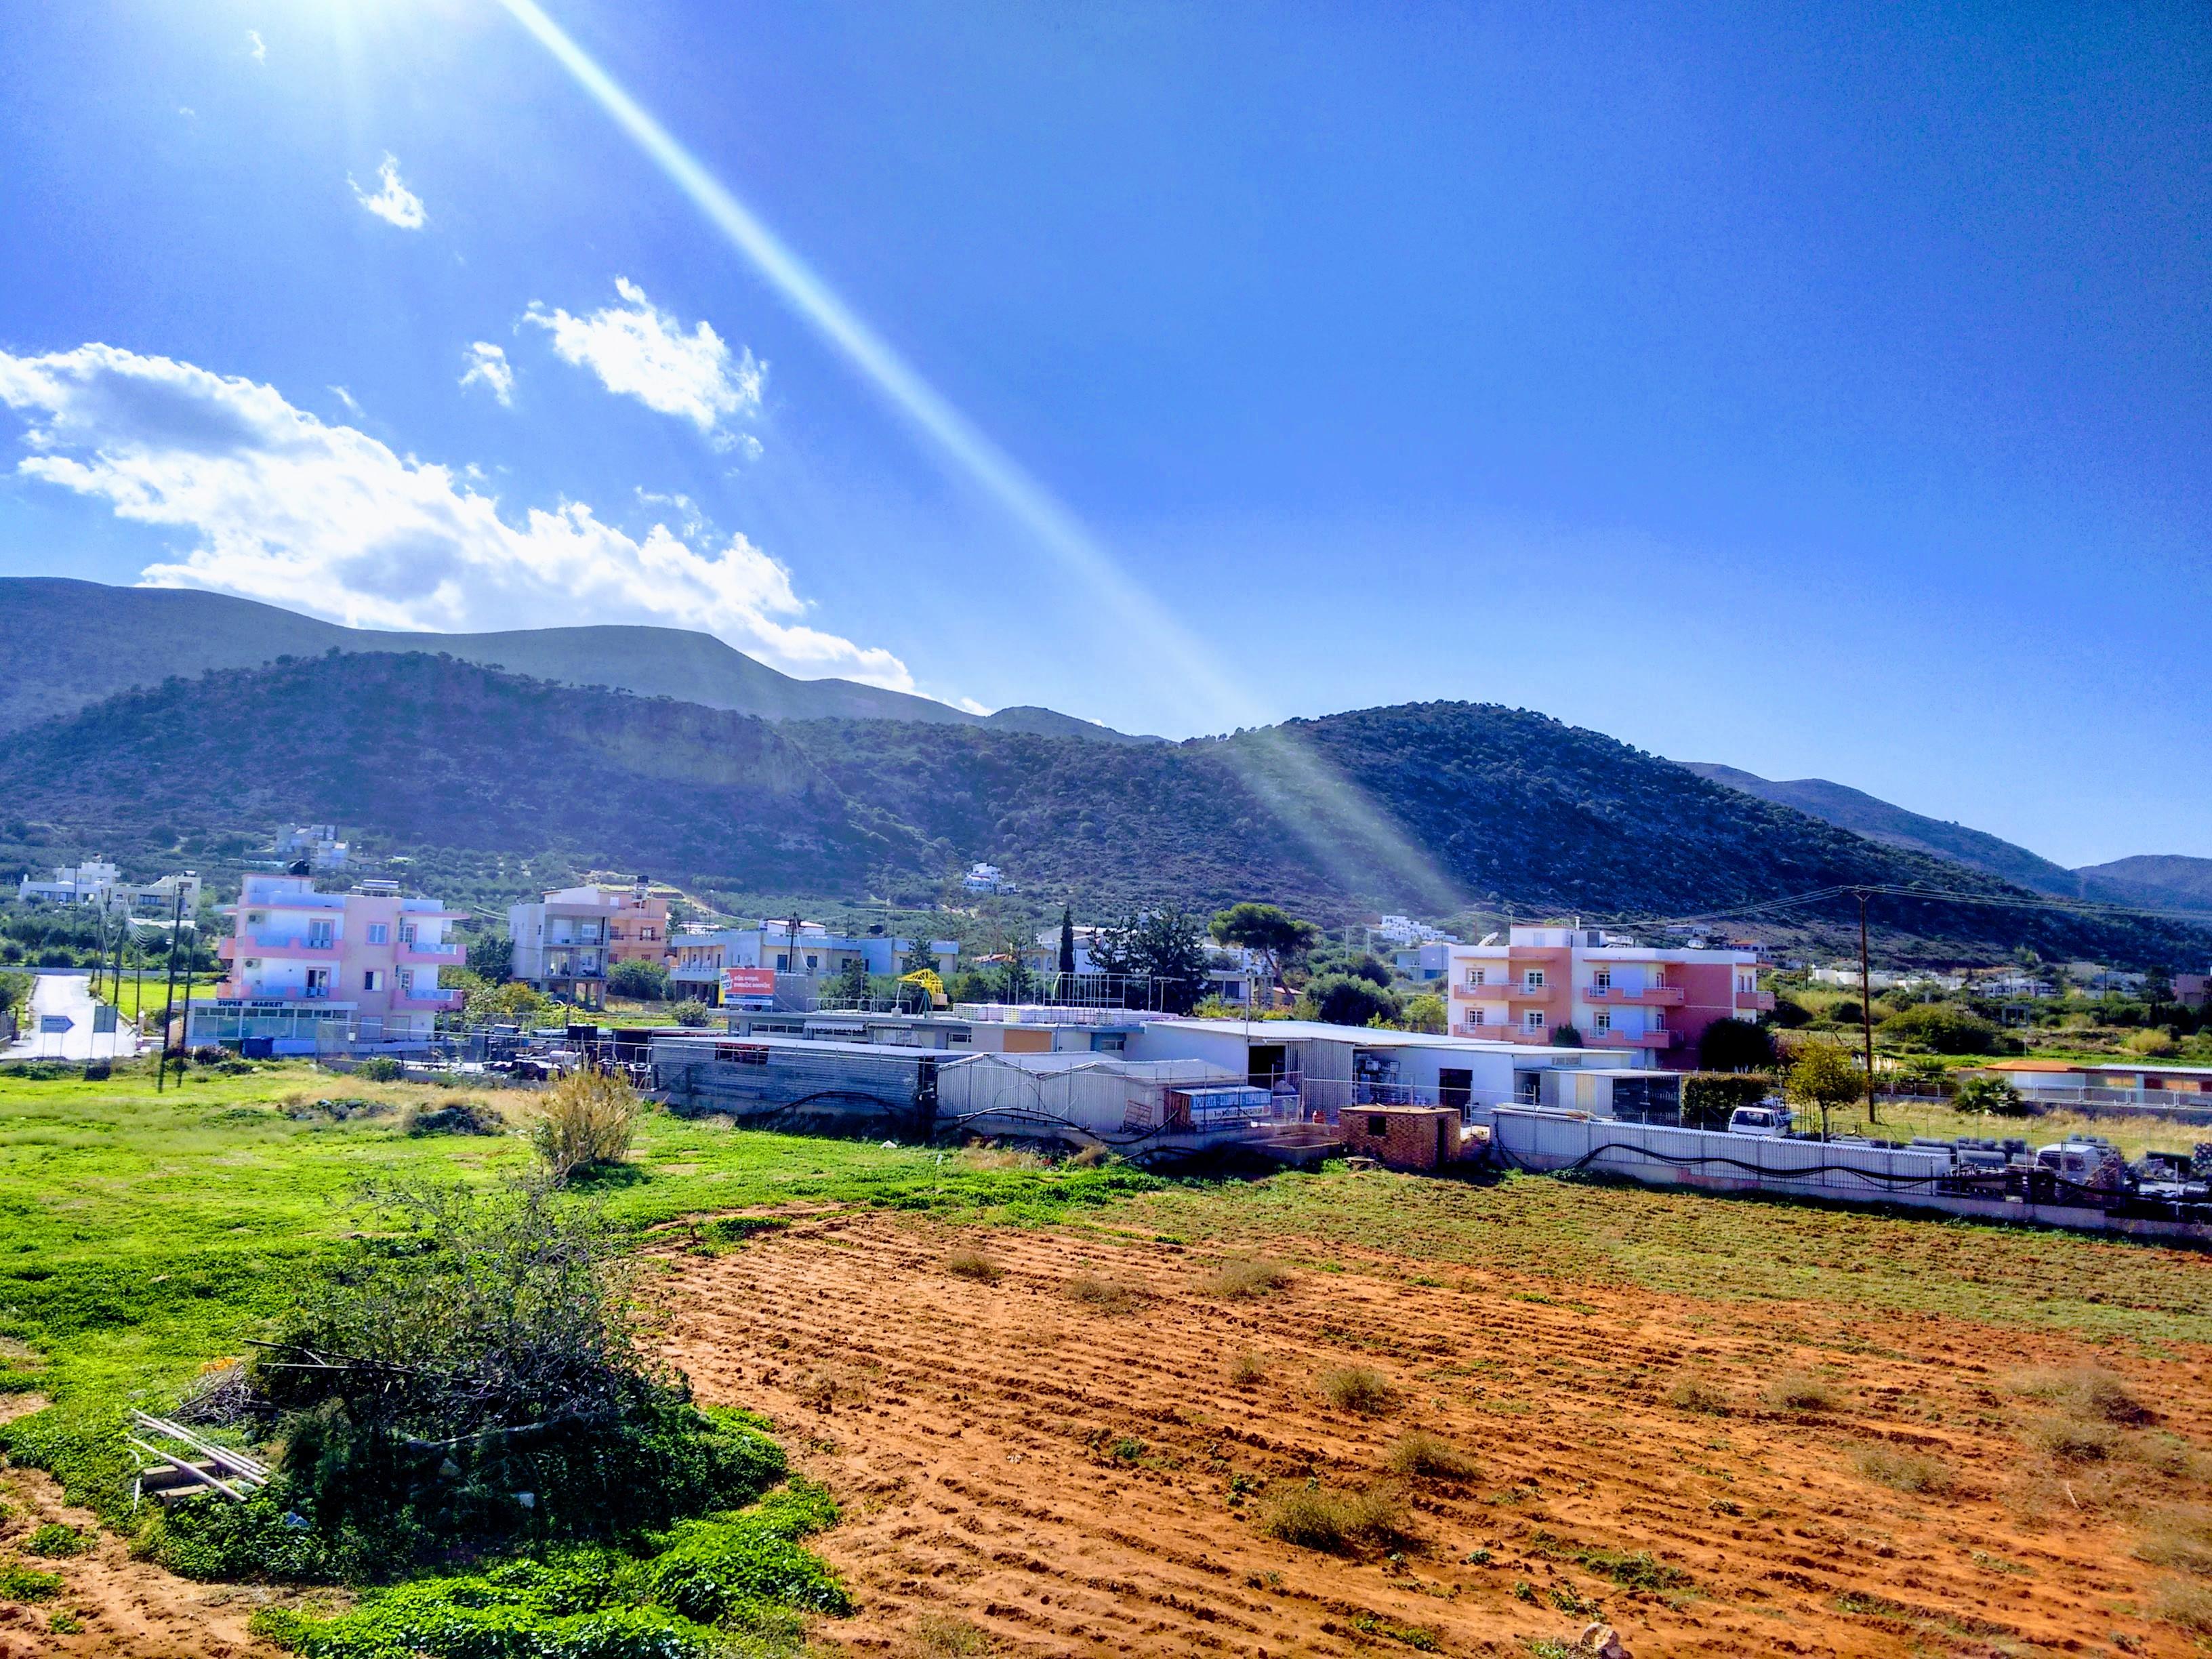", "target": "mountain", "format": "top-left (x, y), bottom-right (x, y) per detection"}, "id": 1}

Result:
top-left (0, 577), bottom-right (1149, 741)
top-left (2074, 856), bottom-right (2212, 920)
top-left (1677, 762), bottom-right (2086, 897)
top-left (978, 705), bottom-right (1162, 745)
top-left (4, 651), bottom-right (2201, 966)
